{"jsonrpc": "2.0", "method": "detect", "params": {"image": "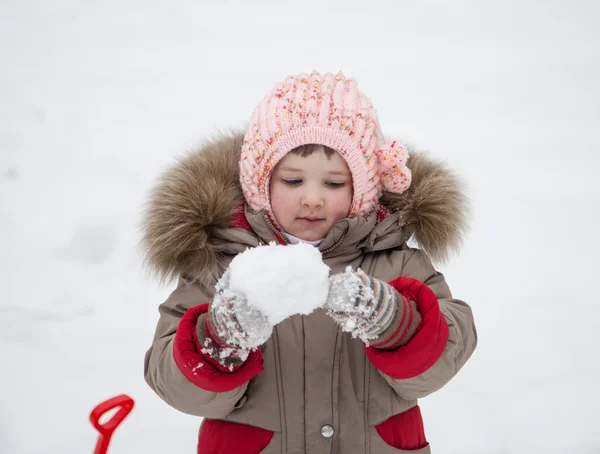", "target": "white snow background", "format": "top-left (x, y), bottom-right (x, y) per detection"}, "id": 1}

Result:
top-left (1, 1), bottom-right (599, 453)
